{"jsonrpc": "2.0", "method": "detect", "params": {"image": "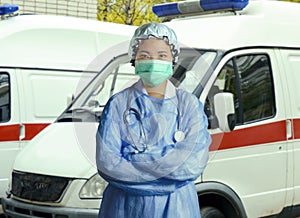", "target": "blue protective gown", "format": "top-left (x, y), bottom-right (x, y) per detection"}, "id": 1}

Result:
top-left (96, 79), bottom-right (211, 218)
